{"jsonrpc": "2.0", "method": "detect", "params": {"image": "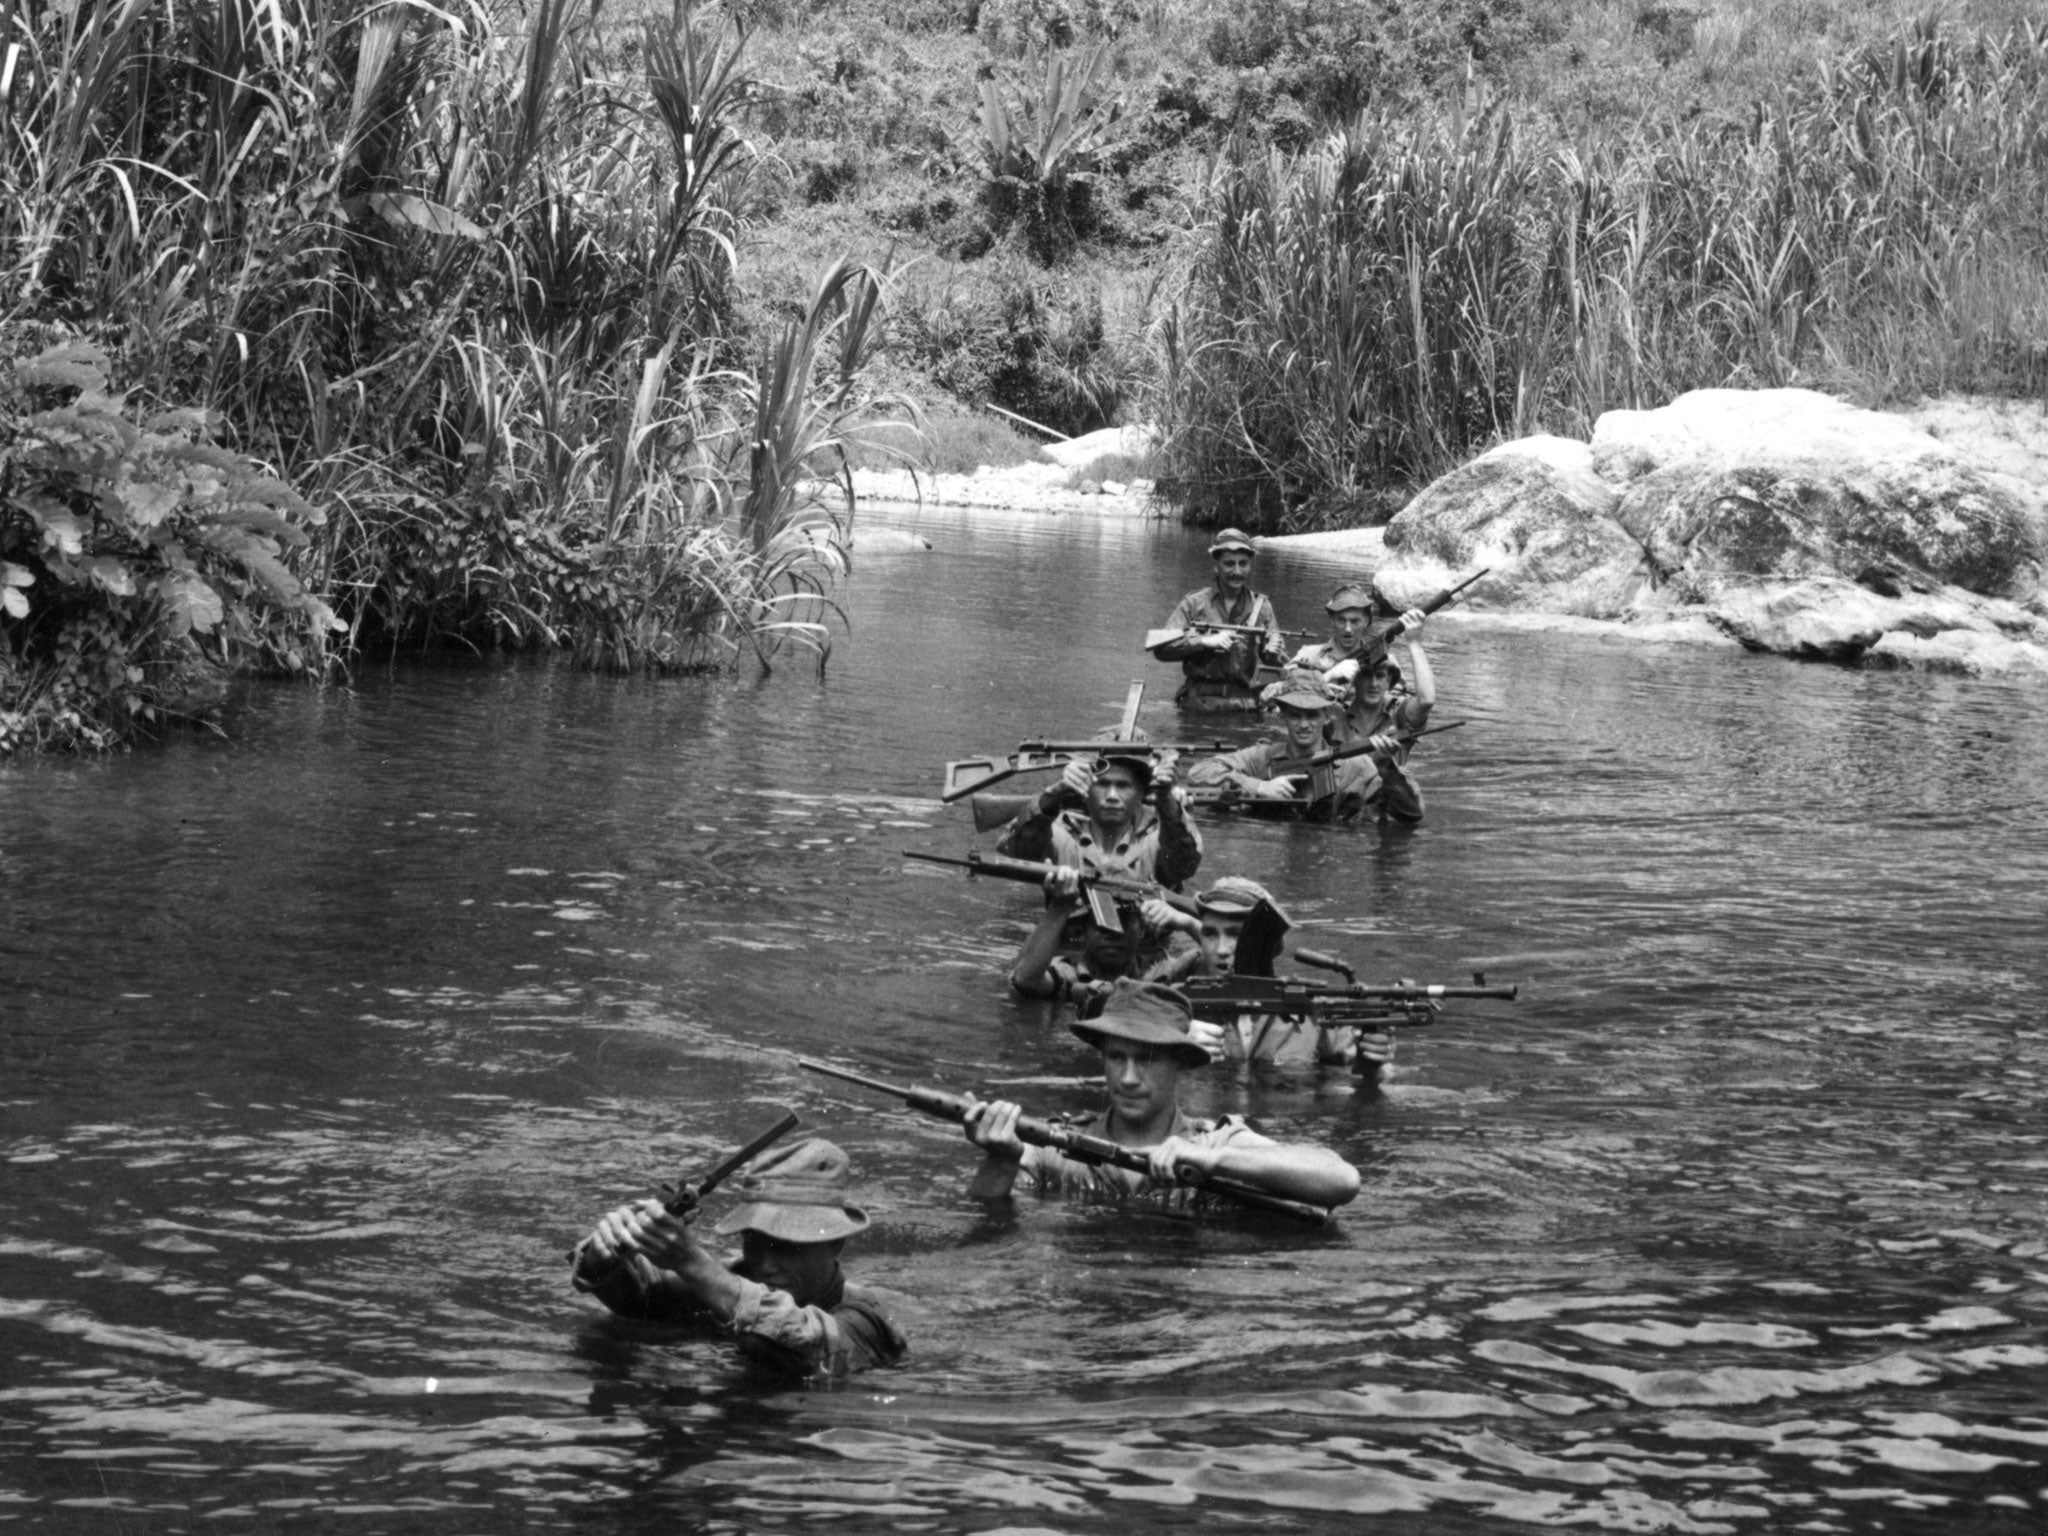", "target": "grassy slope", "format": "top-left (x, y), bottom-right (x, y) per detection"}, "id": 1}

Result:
top-left (680, 0), bottom-right (2040, 480)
